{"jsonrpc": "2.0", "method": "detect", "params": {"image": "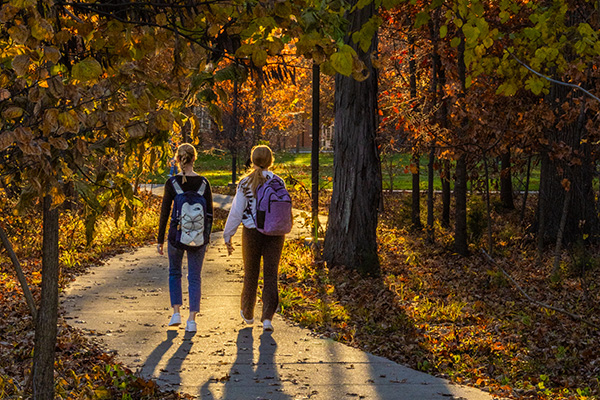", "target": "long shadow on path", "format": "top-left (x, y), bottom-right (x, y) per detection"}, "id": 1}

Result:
top-left (215, 328), bottom-right (291, 400)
